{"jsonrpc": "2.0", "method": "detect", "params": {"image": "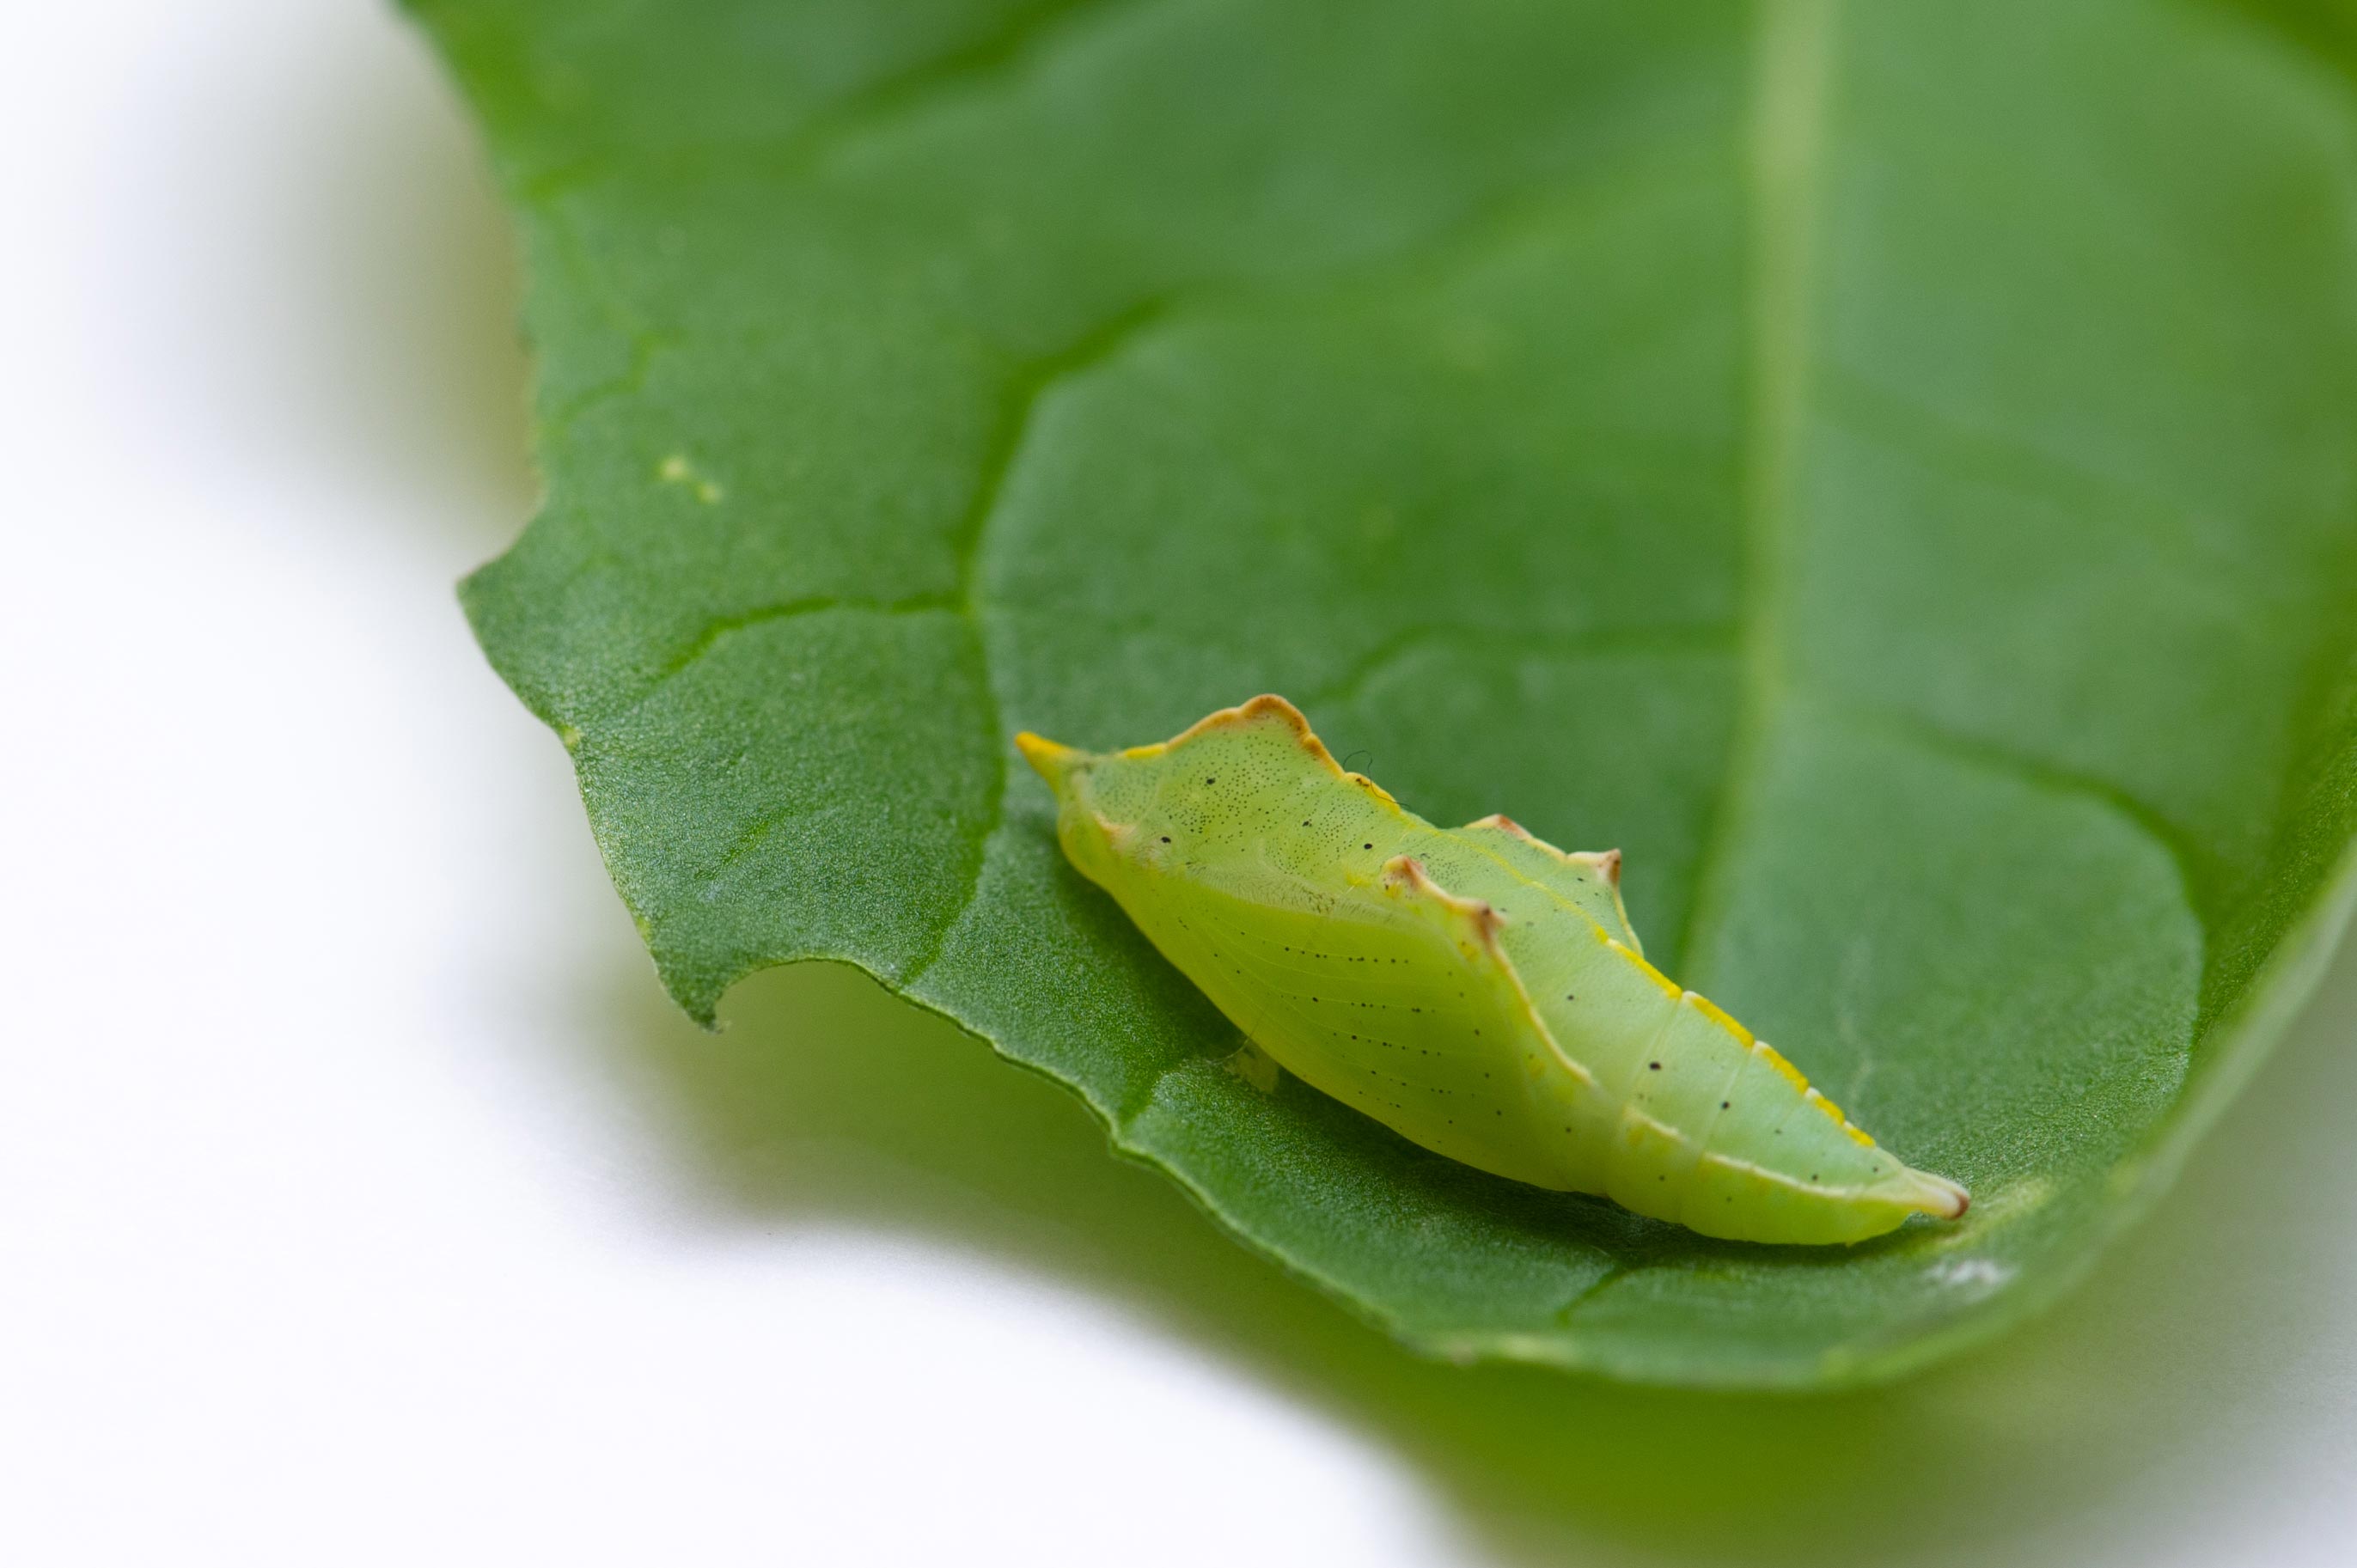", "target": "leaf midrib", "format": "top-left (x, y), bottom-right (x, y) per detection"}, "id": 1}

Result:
top-left (1670, 0), bottom-right (1828, 991)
